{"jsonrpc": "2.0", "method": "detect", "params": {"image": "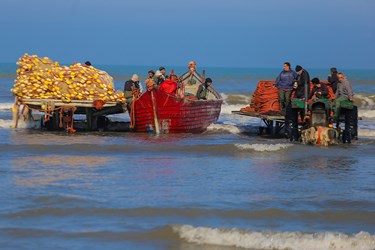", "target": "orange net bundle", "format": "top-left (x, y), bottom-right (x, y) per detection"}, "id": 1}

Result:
top-left (240, 80), bottom-right (280, 113)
